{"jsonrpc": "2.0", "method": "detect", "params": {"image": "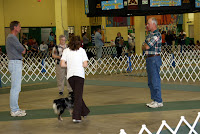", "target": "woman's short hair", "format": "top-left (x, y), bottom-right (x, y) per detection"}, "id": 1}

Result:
top-left (10, 21), bottom-right (20, 30)
top-left (59, 35), bottom-right (66, 40)
top-left (117, 32), bottom-right (121, 36)
top-left (50, 32), bottom-right (54, 36)
top-left (68, 36), bottom-right (81, 51)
